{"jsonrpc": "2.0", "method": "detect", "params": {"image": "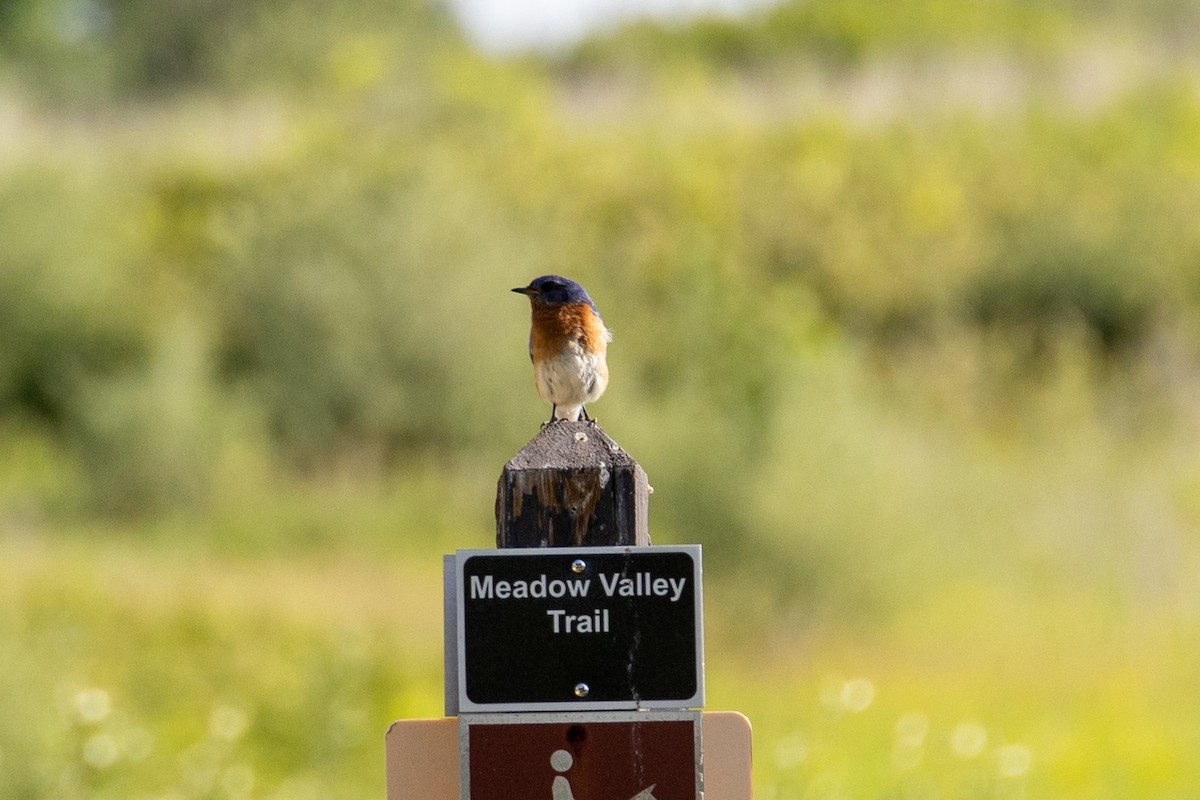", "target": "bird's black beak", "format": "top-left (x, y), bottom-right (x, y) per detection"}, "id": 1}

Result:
top-left (512, 286), bottom-right (536, 296)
